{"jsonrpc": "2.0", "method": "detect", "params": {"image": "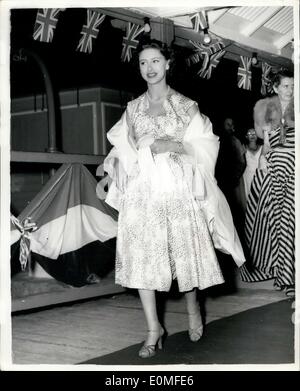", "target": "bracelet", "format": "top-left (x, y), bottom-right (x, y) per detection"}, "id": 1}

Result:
top-left (175, 141), bottom-right (185, 154)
